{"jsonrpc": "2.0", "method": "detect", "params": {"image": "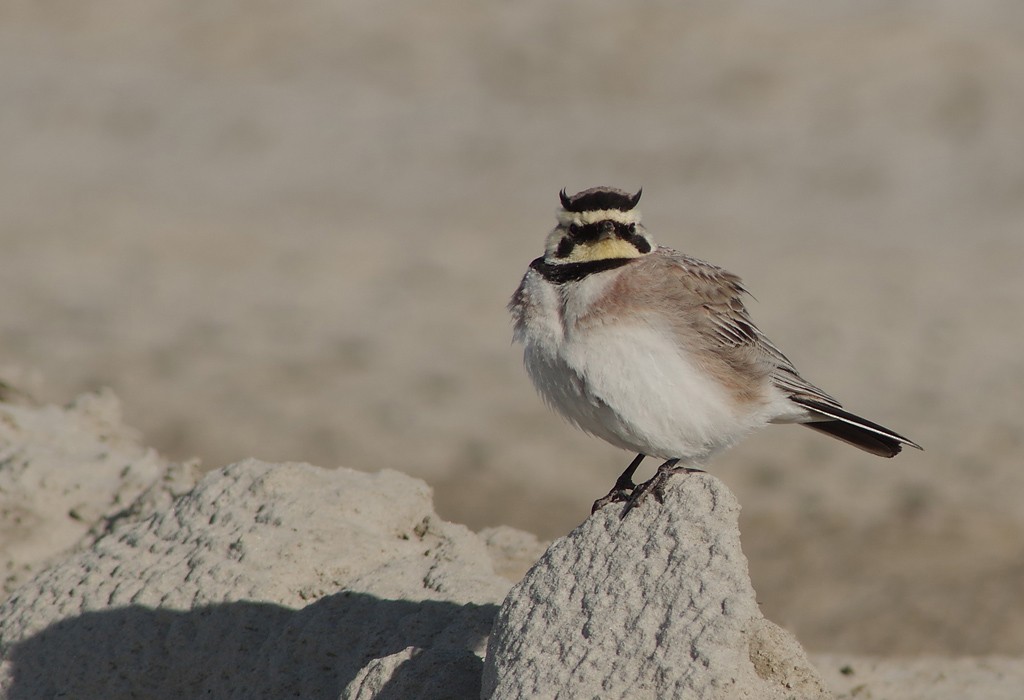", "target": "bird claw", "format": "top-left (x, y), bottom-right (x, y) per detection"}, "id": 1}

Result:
top-left (591, 485), bottom-right (635, 514)
top-left (618, 461), bottom-right (702, 518)
top-left (591, 453), bottom-right (646, 514)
